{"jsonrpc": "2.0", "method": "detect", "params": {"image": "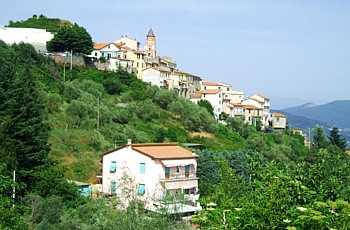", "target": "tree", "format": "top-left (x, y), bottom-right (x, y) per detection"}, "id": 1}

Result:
top-left (47, 23), bottom-right (93, 54)
top-left (197, 99), bottom-right (214, 116)
top-left (312, 125), bottom-right (328, 148)
top-left (0, 42), bottom-right (51, 191)
top-left (329, 127), bottom-right (347, 151)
